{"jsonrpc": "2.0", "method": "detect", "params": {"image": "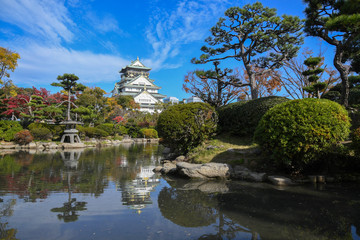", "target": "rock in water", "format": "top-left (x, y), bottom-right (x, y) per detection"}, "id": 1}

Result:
top-left (176, 162), bottom-right (231, 179)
